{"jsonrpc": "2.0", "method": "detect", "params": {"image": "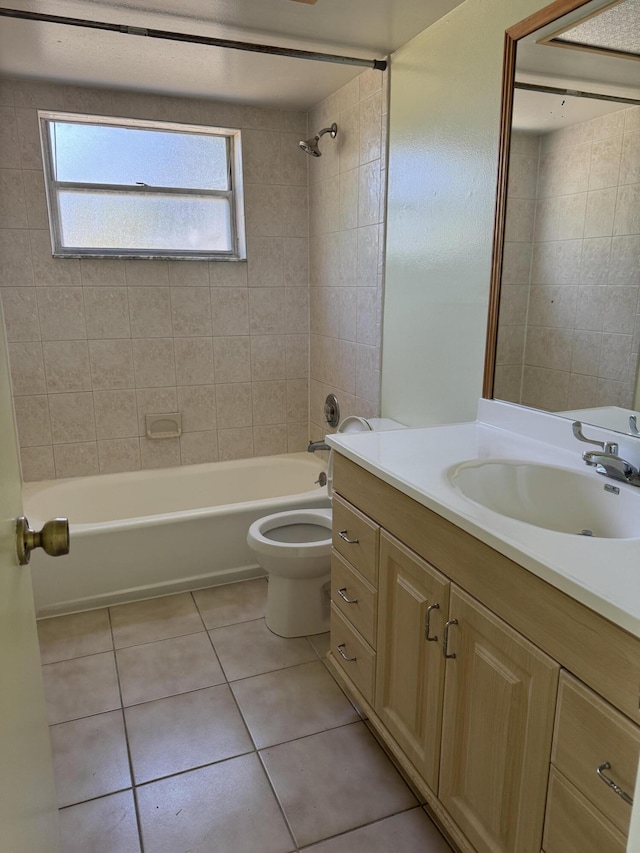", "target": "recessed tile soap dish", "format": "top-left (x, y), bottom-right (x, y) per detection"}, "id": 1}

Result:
top-left (145, 413), bottom-right (182, 439)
